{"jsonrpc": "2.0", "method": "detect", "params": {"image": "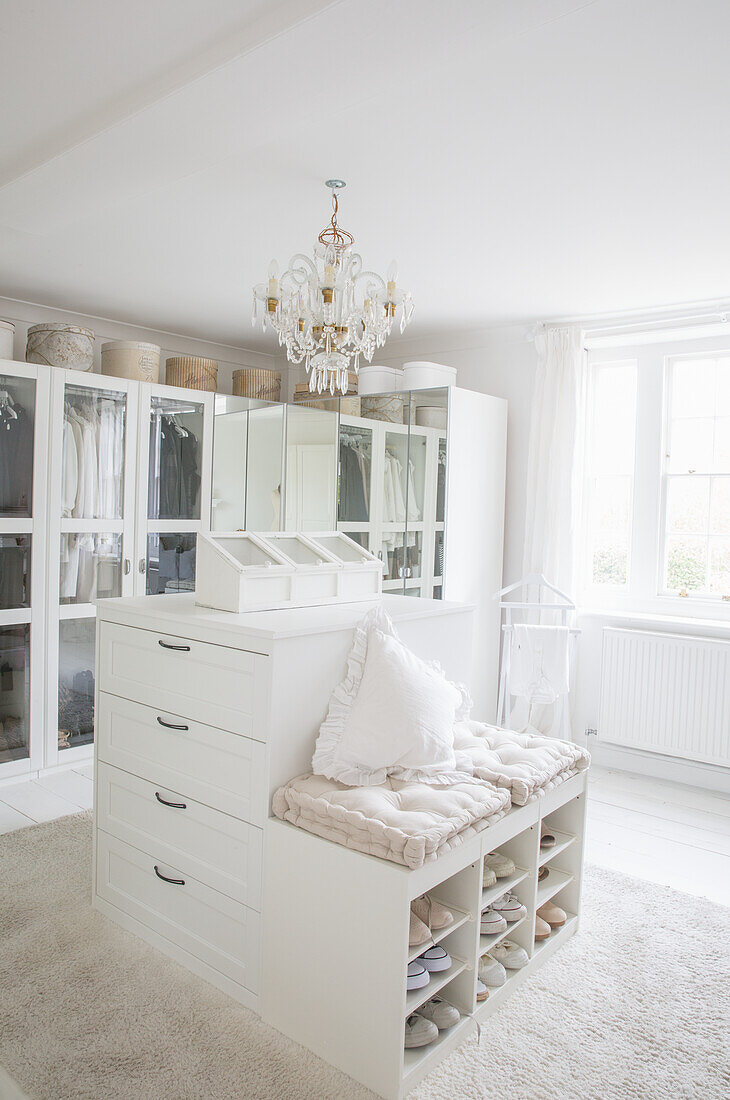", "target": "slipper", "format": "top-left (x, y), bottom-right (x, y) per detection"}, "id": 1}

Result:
top-left (476, 979), bottom-right (489, 1003)
top-left (417, 997), bottom-right (460, 1030)
top-left (485, 852), bottom-right (515, 879)
top-left (540, 828), bottom-right (556, 849)
top-left (418, 945), bottom-right (452, 973)
top-left (490, 940), bottom-right (528, 970)
top-left (480, 908), bottom-right (508, 935)
top-left (409, 909), bottom-right (432, 947)
top-left (537, 900), bottom-right (566, 927)
top-left (407, 961), bottom-right (430, 990)
top-left (405, 1013), bottom-right (438, 1048)
top-left (492, 892), bottom-right (527, 922)
top-left (482, 863), bottom-right (497, 889)
top-left (412, 894), bottom-right (454, 931)
top-left (478, 953), bottom-right (506, 987)
top-left (534, 915), bottom-right (551, 940)
top-left (538, 866), bottom-right (549, 882)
